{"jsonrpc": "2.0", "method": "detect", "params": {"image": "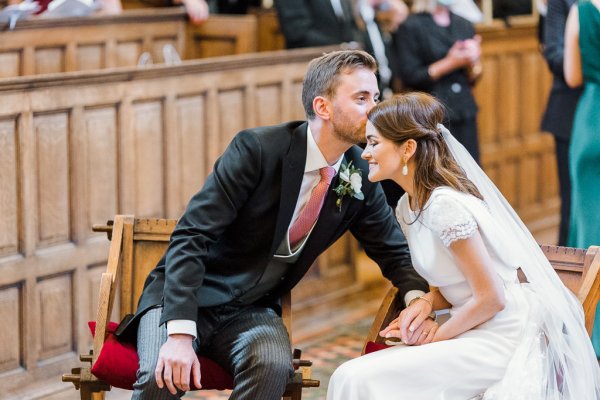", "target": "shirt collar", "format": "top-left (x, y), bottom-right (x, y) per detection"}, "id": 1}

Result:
top-left (305, 125), bottom-right (344, 174)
